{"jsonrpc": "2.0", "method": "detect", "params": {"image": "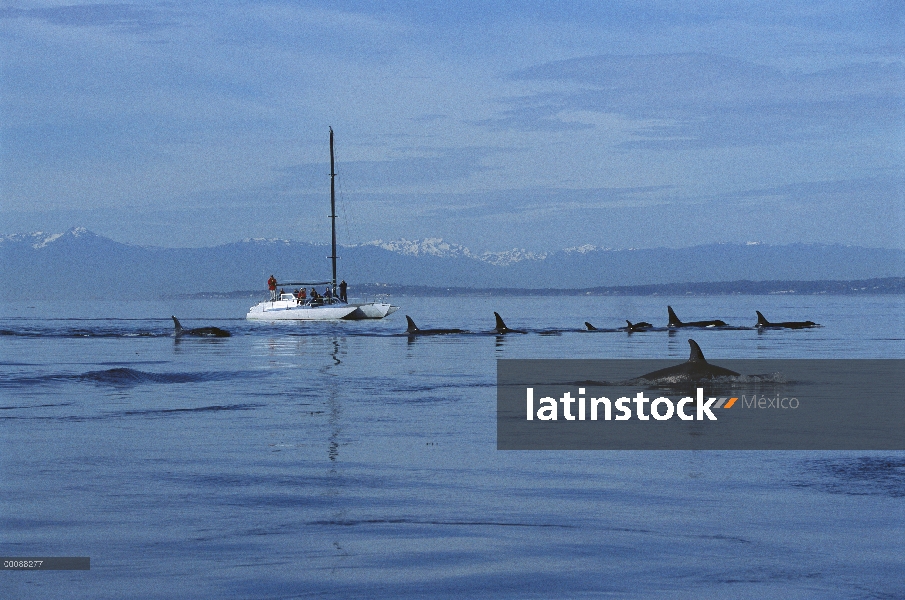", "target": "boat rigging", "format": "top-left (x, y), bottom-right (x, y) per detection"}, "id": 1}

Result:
top-left (246, 128), bottom-right (398, 321)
